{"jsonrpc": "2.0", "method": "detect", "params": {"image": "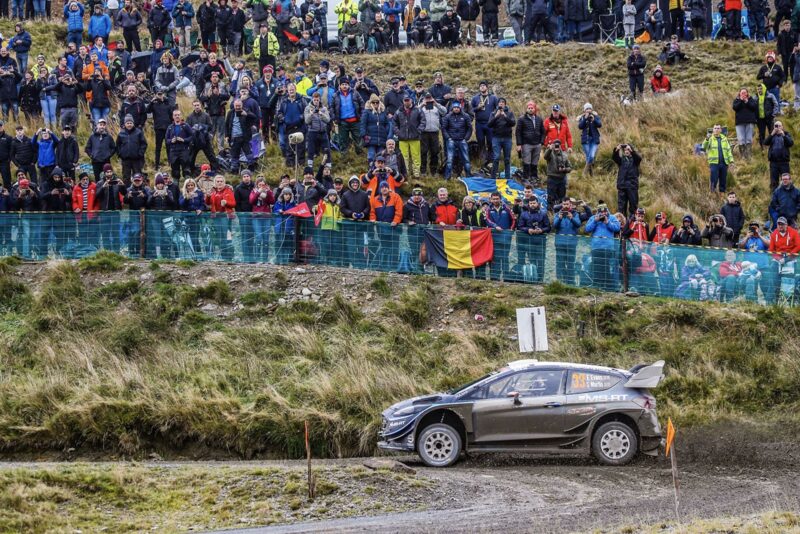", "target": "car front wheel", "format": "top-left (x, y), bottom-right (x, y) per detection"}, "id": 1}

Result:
top-left (417, 423), bottom-right (462, 467)
top-left (592, 422), bottom-right (638, 466)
